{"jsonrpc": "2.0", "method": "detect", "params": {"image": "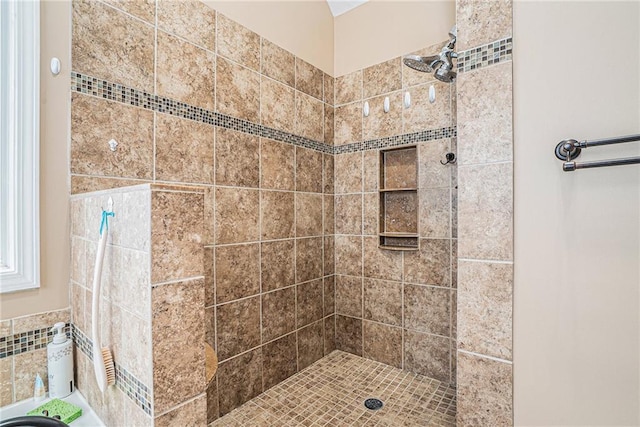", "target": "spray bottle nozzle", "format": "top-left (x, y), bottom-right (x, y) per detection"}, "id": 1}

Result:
top-left (50, 322), bottom-right (67, 344)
